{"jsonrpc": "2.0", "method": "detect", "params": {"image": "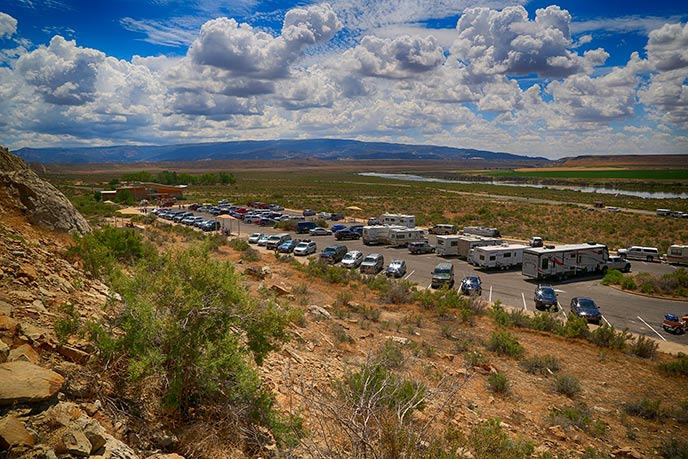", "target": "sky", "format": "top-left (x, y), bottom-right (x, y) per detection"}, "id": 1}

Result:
top-left (0, 1), bottom-right (686, 159)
